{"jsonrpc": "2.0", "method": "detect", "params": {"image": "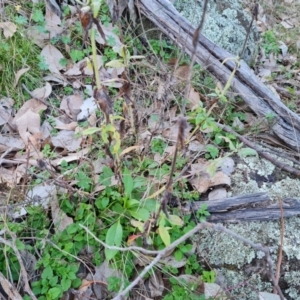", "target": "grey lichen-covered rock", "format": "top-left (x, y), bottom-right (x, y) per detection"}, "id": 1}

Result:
top-left (174, 0), bottom-right (259, 64)
top-left (193, 151), bottom-right (300, 299)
